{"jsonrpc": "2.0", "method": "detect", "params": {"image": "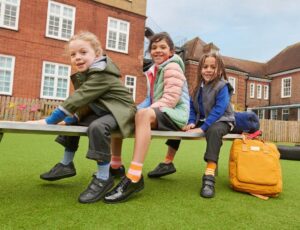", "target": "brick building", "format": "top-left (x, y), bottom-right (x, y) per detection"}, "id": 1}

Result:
top-left (180, 37), bottom-right (300, 121)
top-left (0, 0), bottom-right (147, 103)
